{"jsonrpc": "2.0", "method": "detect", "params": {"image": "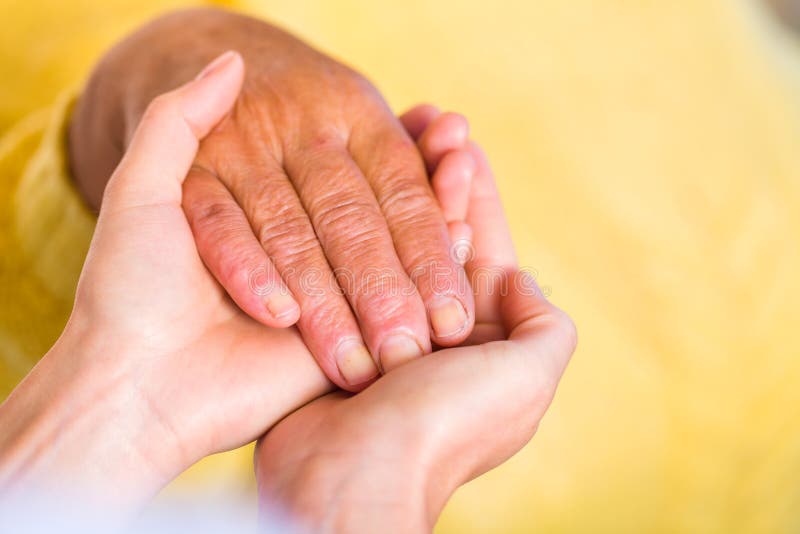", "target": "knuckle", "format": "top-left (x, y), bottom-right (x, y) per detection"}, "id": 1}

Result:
top-left (384, 136), bottom-right (419, 156)
top-left (358, 292), bottom-right (412, 324)
top-left (370, 140), bottom-right (422, 177)
top-left (258, 215), bottom-right (320, 263)
top-left (187, 198), bottom-right (242, 239)
top-left (279, 238), bottom-right (322, 271)
top-left (353, 266), bottom-right (403, 296)
top-left (303, 191), bottom-right (390, 258)
top-left (379, 180), bottom-right (437, 223)
top-left (297, 291), bottom-right (352, 333)
top-left (348, 268), bottom-right (415, 318)
top-left (185, 202), bottom-right (260, 282)
top-left (311, 194), bottom-right (378, 233)
top-left (216, 242), bottom-right (258, 283)
top-left (407, 258), bottom-right (461, 295)
top-left (295, 132), bottom-right (347, 156)
top-left (256, 208), bottom-right (311, 247)
top-left (241, 189), bottom-right (327, 278)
